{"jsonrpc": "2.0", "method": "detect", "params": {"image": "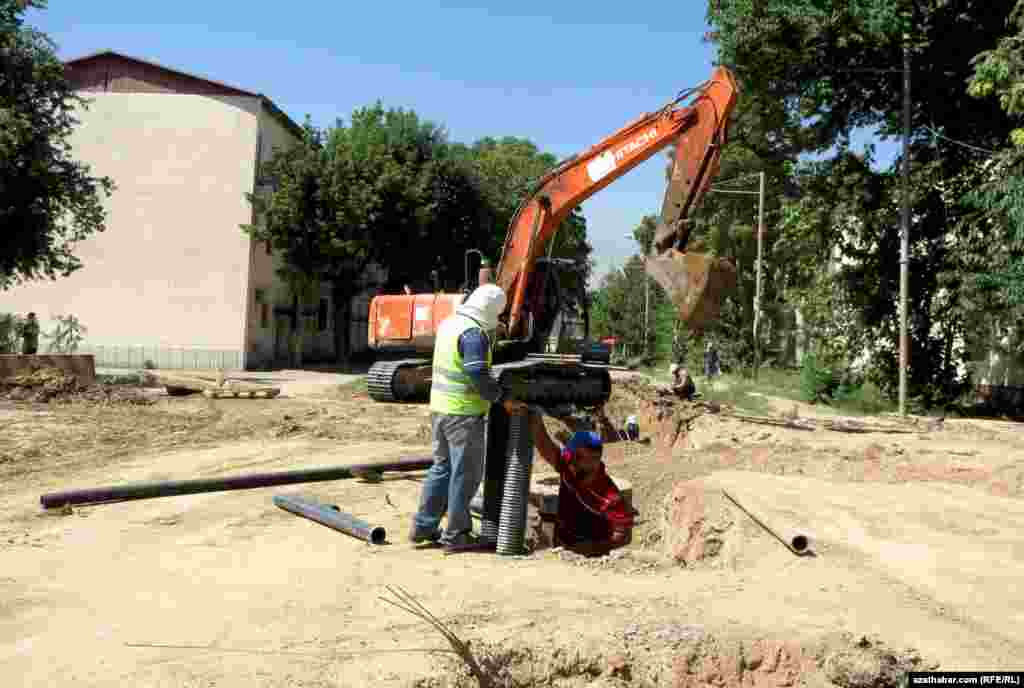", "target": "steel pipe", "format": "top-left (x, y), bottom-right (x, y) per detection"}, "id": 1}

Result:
top-left (721, 489), bottom-right (812, 556)
top-left (273, 495), bottom-right (385, 545)
top-left (40, 456), bottom-right (433, 509)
